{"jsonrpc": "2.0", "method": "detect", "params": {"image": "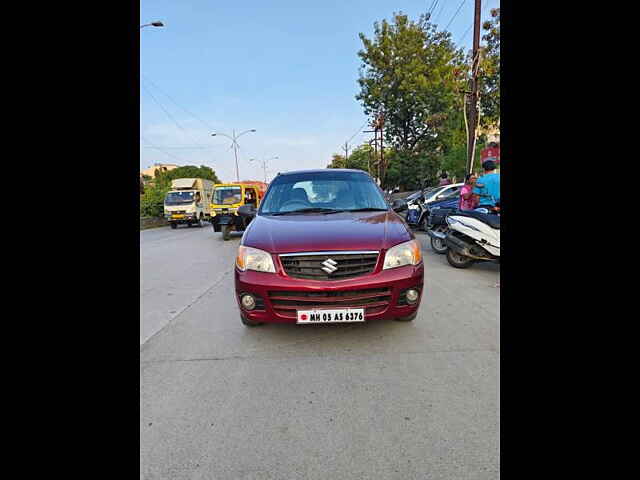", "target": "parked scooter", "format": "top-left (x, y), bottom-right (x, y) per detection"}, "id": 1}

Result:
top-left (435, 210), bottom-right (500, 268)
top-left (405, 192), bottom-right (429, 229)
top-left (425, 207), bottom-right (458, 254)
